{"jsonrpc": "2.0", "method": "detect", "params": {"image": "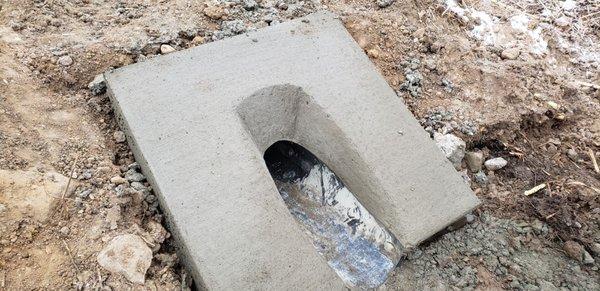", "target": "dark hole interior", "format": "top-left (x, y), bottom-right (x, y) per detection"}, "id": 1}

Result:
top-left (263, 140), bottom-right (403, 288)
